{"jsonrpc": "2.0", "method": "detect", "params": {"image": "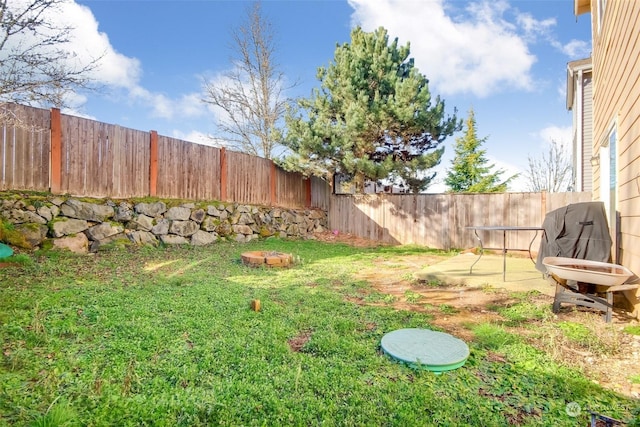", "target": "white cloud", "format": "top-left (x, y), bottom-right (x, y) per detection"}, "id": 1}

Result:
top-left (42, 1), bottom-right (142, 91)
top-left (554, 39), bottom-right (591, 58)
top-left (348, 0), bottom-right (537, 97)
top-left (516, 12), bottom-right (556, 41)
top-left (171, 129), bottom-right (218, 146)
top-left (488, 156), bottom-right (527, 191)
top-left (538, 125), bottom-right (572, 146)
